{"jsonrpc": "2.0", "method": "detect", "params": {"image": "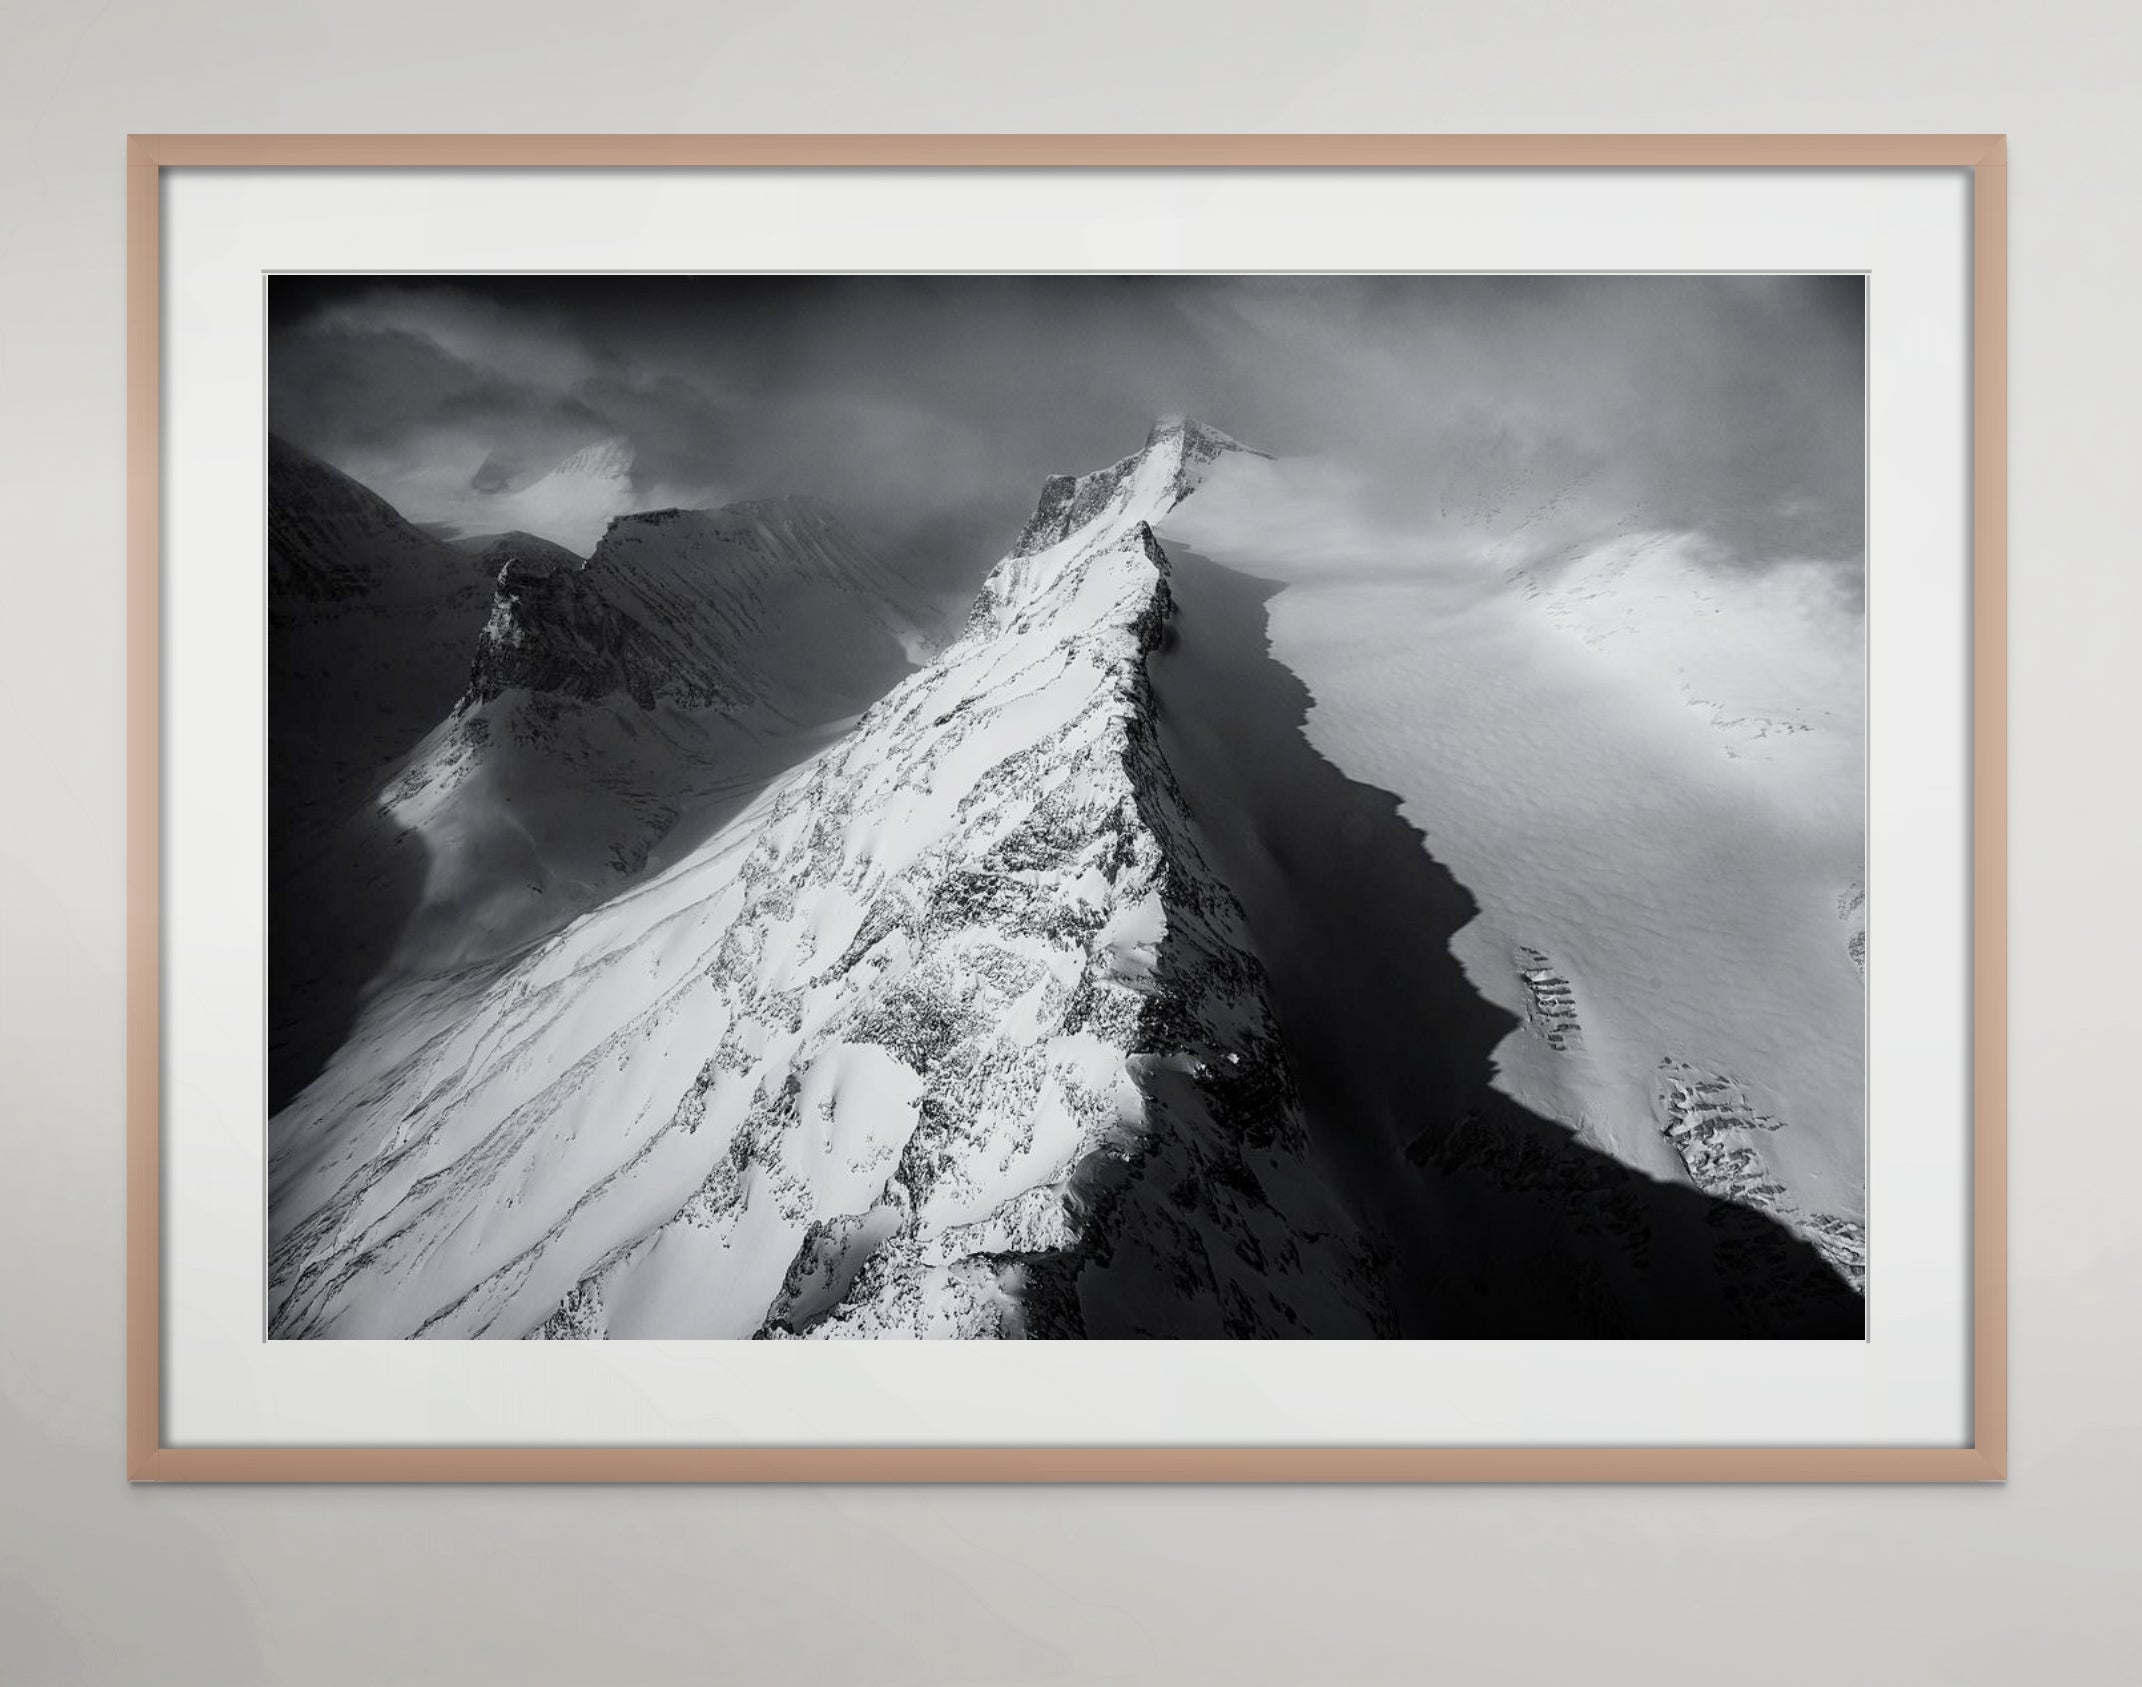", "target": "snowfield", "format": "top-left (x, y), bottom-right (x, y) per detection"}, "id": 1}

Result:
top-left (270, 419), bottom-right (1866, 1338)
top-left (1162, 450), bottom-right (1866, 1289)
